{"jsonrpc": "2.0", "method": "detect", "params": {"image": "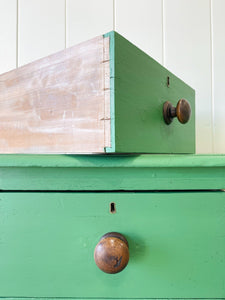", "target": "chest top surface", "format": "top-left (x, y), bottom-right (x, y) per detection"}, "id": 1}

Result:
top-left (0, 154), bottom-right (225, 191)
